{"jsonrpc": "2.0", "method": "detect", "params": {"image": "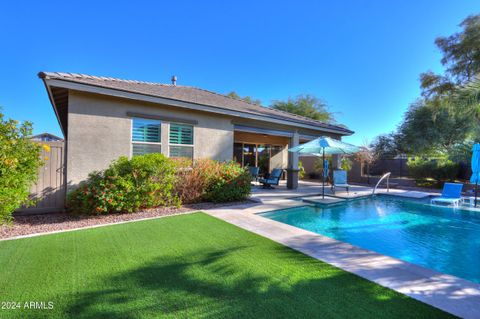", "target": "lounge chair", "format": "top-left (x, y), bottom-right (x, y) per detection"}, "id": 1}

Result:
top-left (248, 166), bottom-right (260, 182)
top-left (431, 183), bottom-right (463, 207)
top-left (331, 170), bottom-right (350, 194)
top-left (259, 168), bottom-right (283, 189)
